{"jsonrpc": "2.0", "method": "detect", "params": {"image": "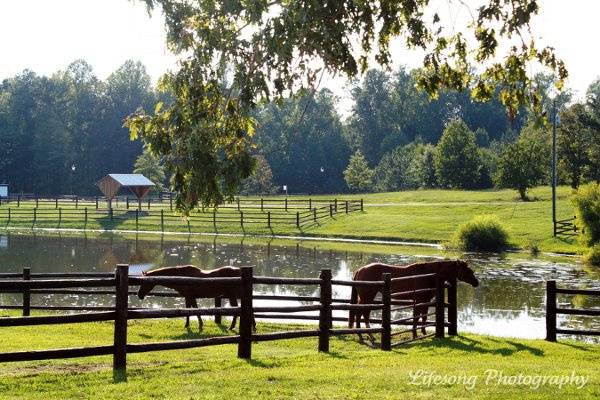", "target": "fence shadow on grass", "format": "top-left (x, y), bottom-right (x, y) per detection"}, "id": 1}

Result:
top-left (407, 335), bottom-right (545, 357)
